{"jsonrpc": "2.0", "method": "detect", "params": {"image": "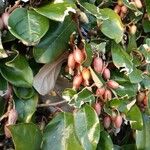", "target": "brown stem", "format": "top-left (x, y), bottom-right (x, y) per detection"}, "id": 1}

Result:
top-left (7, 0), bottom-right (21, 14)
top-left (37, 100), bottom-right (67, 108)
